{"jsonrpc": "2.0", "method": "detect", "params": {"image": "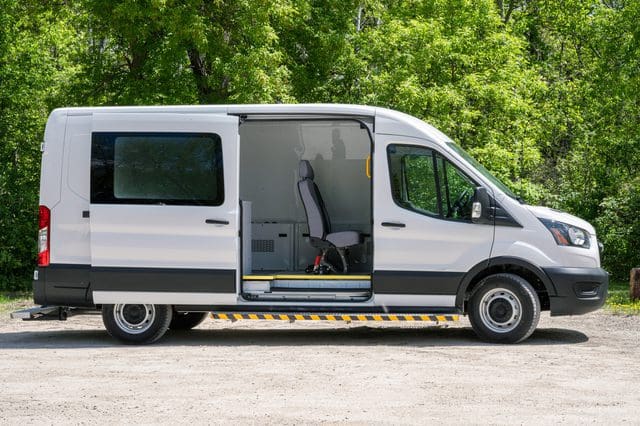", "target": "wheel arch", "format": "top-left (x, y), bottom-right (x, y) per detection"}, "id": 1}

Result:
top-left (456, 257), bottom-right (556, 313)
